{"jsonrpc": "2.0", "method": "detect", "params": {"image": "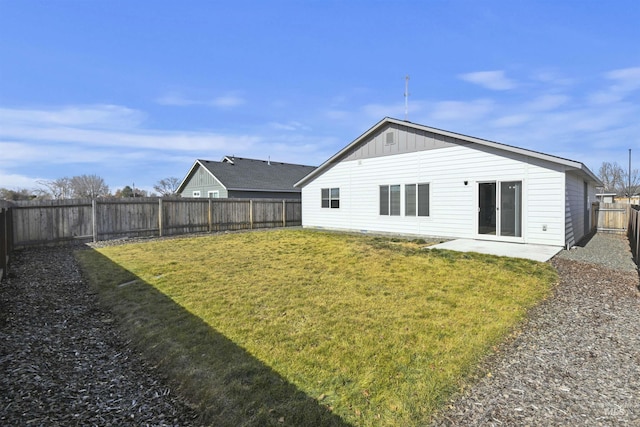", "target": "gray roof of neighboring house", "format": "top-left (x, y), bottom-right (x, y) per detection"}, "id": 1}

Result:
top-left (179, 156), bottom-right (316, 193)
